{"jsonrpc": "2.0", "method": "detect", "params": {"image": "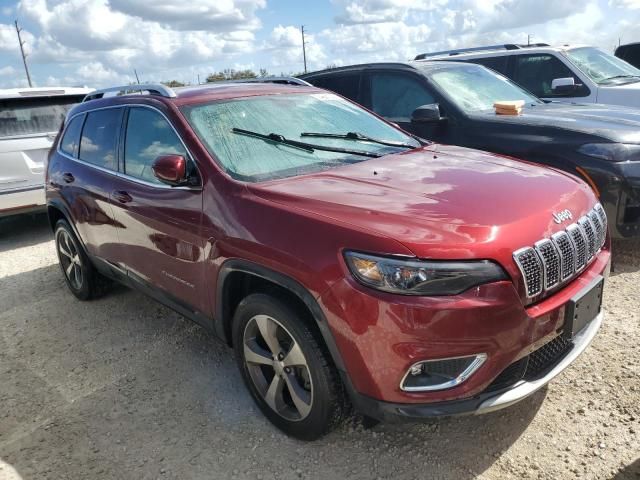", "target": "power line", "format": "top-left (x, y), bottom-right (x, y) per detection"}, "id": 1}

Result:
top-left (301, 25), bottom-right (307, 74)
top-left (14, 20), bottom-right (33, 88)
